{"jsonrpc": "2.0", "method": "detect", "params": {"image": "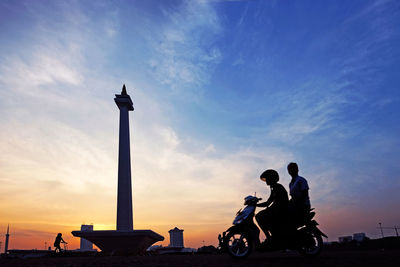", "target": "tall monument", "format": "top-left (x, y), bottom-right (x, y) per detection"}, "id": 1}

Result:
top-left (115, 84), bottom-right (134, 230)
top-left (72, 85), bottom-right (164, 254)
